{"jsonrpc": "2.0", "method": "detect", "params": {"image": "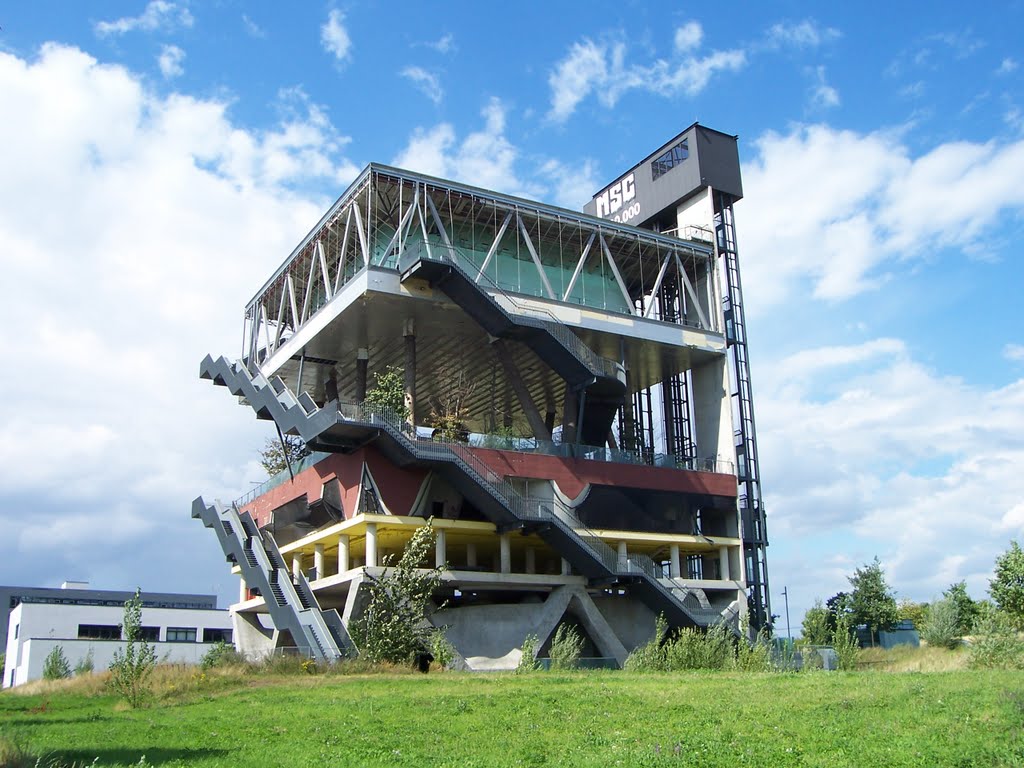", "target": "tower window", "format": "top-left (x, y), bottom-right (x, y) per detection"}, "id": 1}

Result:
top-left (652, 139), bottom-right (689, 181)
